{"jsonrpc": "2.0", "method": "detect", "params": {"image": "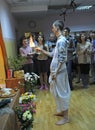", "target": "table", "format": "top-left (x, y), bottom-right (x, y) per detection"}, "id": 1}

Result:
top-left (0, 90), bottom-right (21, 130)
top-left (5, 78), bottom-right (25, 94)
